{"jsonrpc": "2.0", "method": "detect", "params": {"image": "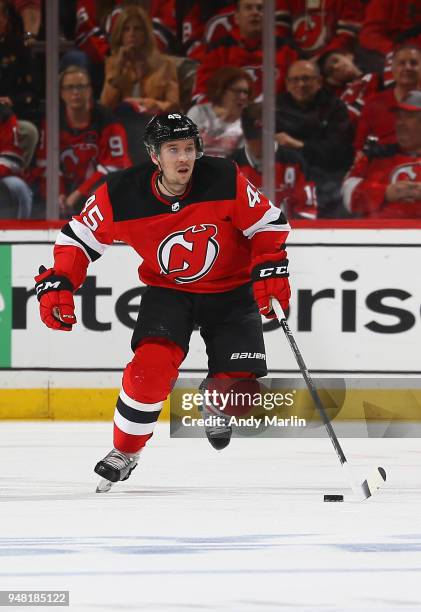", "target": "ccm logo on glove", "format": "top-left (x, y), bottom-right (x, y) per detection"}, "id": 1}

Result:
top-left (255, 264), bottom-right (289, 279)
top-left (34, 266), bottom-right (77, 331)
top-left (252, 259), bottom-right (291, 319)
top-left (35, 279), bottom-right (69, 297)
